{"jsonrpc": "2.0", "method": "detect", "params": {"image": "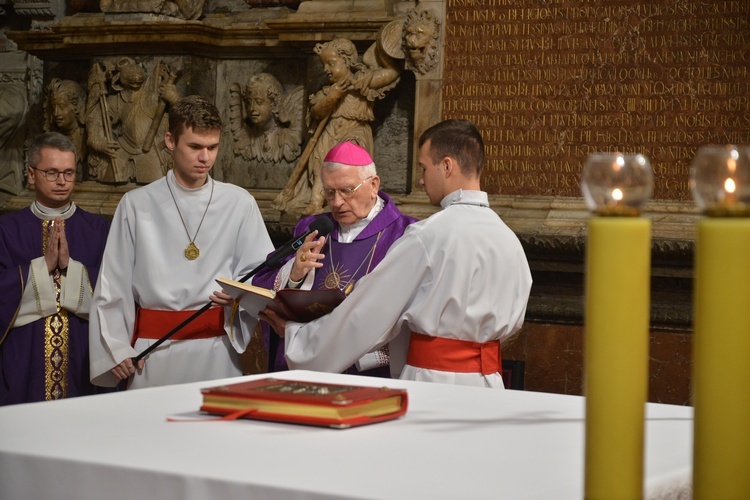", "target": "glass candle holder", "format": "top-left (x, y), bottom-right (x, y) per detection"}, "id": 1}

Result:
top-left (690, 145), bottom-right (750, 217)
top-left (581, 153), bottom-right (653, 216)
